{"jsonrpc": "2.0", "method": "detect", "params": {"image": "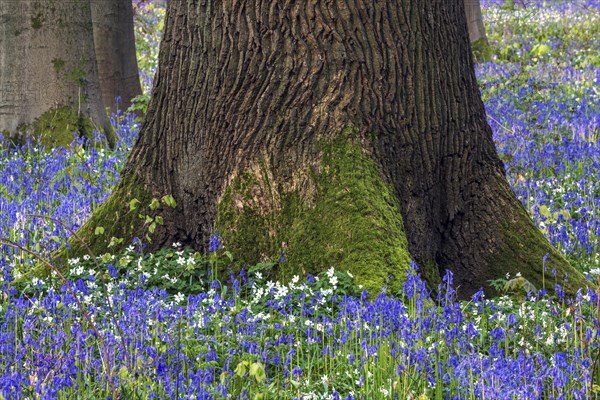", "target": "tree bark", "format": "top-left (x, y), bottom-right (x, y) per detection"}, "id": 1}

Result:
top-left (0, 0), bottom-right (107, 146)
top-left (91, 0), bottom-right (142, 114)
top-left (70, 0), bottom-right (586, 298)
top-left (464, 0), bottom-right (492, 61)
top-left (465, 0), bottom-right (487, 44)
